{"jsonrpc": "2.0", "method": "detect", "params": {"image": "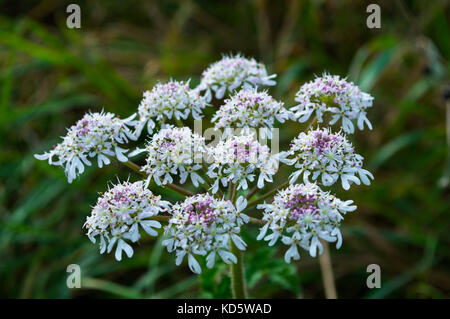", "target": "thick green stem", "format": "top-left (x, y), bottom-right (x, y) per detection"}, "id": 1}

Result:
top-left (229, 182), bottom-right (247, 299)
top-left (230, 240), bottom-right (247, 299)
